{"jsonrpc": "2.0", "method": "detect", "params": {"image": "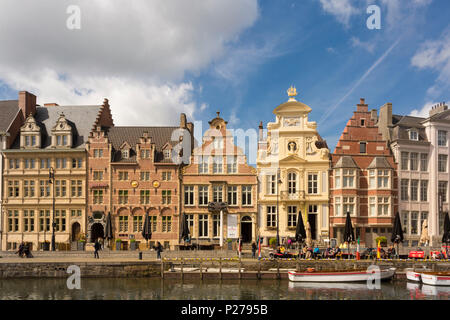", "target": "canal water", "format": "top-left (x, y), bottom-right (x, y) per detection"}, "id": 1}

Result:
top-left (0, 278), bottom-right (448, 300)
